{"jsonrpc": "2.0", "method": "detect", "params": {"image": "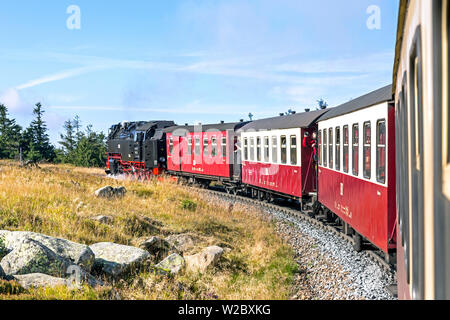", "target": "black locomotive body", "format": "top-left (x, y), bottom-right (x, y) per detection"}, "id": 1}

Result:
top-left (106, 120), bottom-right (176, 178)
